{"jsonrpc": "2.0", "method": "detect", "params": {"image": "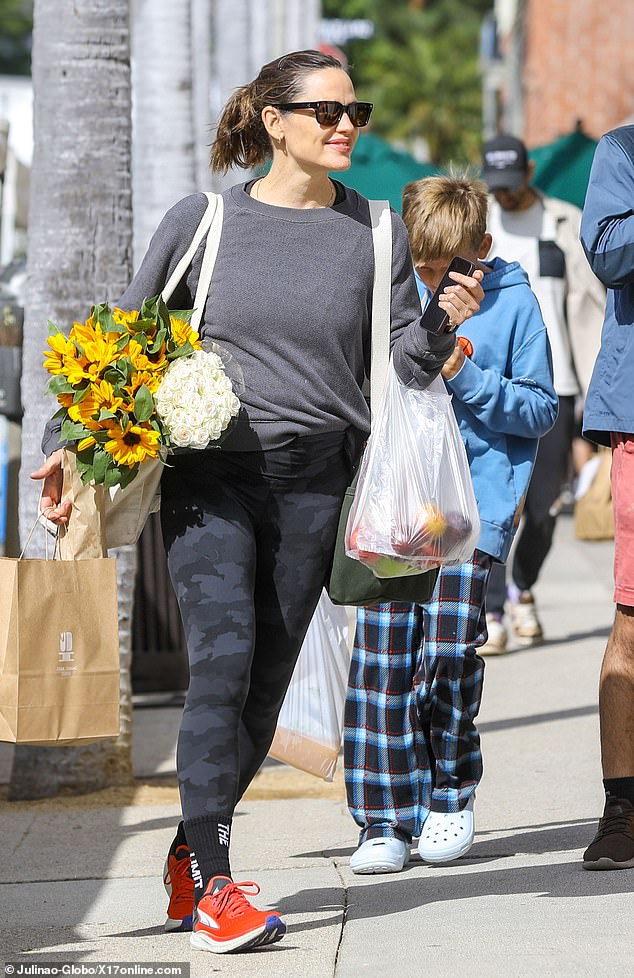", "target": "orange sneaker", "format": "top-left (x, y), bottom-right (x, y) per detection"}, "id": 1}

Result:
top-left (163, 842), bottom-right (194, 932)
top-left (190, 876), bottom-right (286, 954)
